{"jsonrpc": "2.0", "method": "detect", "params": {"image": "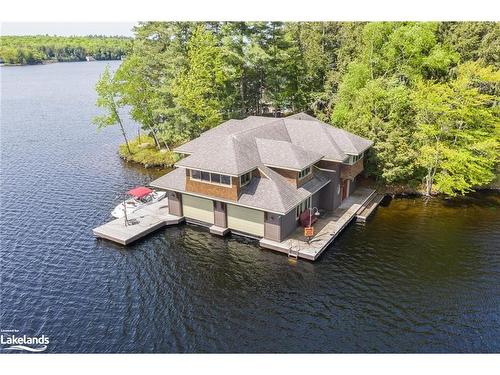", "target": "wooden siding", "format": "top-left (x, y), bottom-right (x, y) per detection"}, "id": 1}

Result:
top-left (312, 190), bottom-right (321, 208)
top-left (214, 201), bottom-right (227, 228)
top-left (269, 167), bottom-right (298, 187)
top-left (264, 212), bottom-right (281, 242)
top-left (167, 191), bottom-right (183, 216)
top-left (185, 171), bottom-right (239, 201)
top-left (280, 209), bottom-right (298, 240)
top-left (316, 161), bottom-right (343, 212)
top-left (316, 159), bottom-right (341, 170)
top-left (297, 171), bottom-right (314, 188)
top-left (340, 158), bottom-right (364, 180)
top-left (349, 176), bottom-right (357, 195)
